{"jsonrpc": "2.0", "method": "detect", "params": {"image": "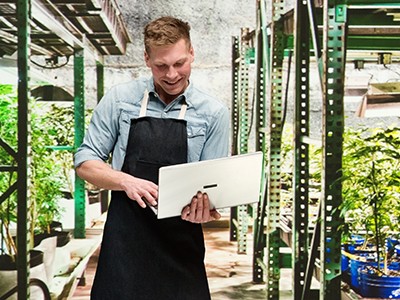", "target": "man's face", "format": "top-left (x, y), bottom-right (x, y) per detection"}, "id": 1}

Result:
top-left (145, 39), bottom-right (194, 103)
